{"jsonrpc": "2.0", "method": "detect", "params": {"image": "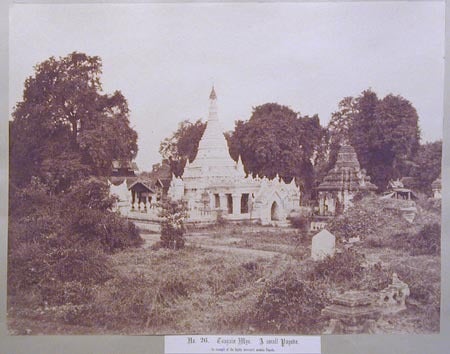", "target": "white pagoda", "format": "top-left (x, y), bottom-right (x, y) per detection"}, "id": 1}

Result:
top-left (168, 87), bottom-right (301, 225)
